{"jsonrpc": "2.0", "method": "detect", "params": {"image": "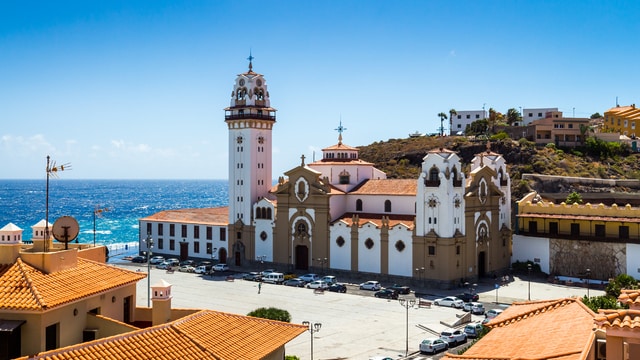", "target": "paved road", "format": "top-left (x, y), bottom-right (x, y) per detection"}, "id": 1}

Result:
top-left (116, 260), bottom-right (604, 360)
